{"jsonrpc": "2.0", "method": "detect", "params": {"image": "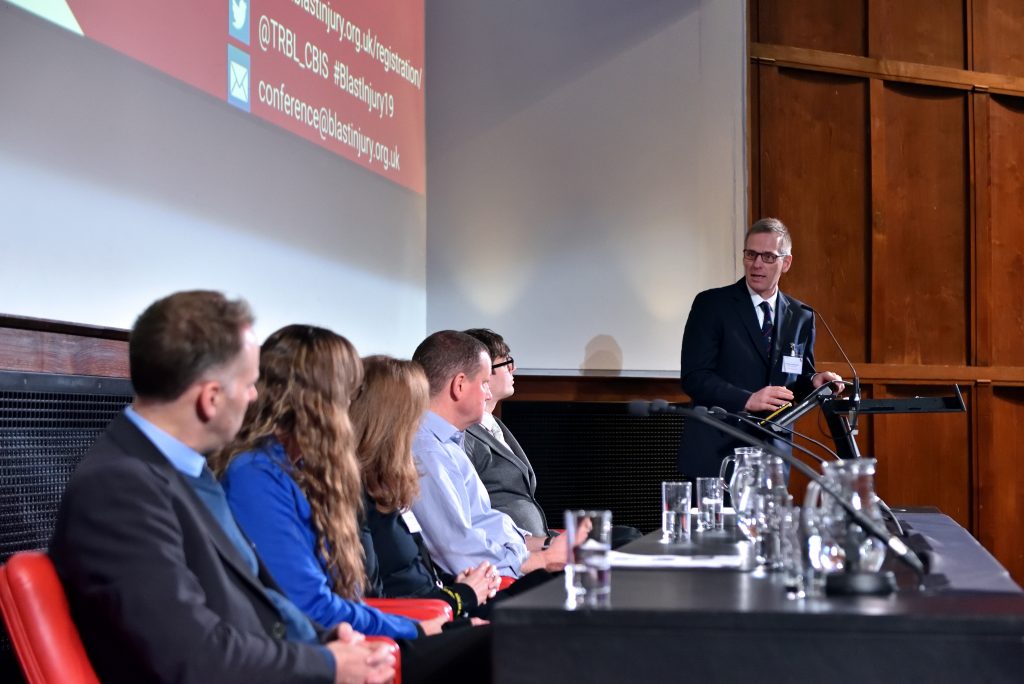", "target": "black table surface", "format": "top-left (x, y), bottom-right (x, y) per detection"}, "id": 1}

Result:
top-left (491, 510), bottom-right (1024, 683)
